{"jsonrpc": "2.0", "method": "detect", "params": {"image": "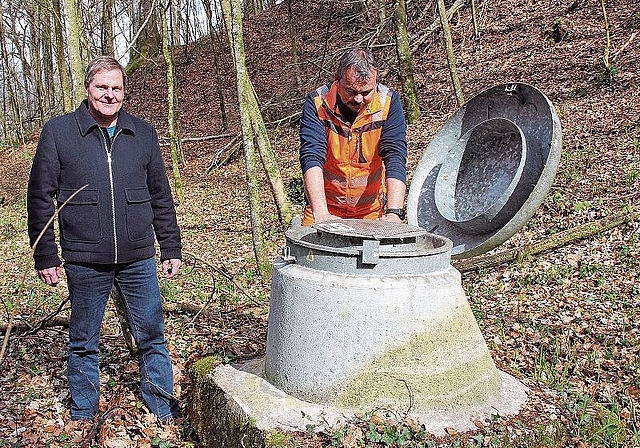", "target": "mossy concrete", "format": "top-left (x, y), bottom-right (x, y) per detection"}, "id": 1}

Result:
top-left (188, 356), bottom-right (290, 448)
top-left (189, 356), bottom-right (528, 440)
top-left (334, 305), bottom-right (502, 412)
